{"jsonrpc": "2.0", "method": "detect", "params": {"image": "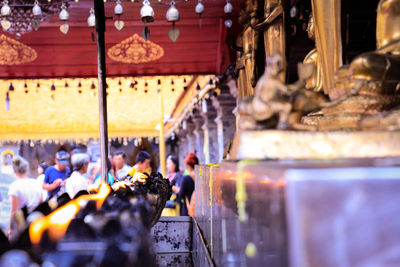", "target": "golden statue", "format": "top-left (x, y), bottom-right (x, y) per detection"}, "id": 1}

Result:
top-left (237, 54), bottom-right (314, 130)
top-left (303, 14), bottom-right (323, 92)
top-left (310, 0), bottom-right (342, 98)
top-left (303, 0), bottom-right (400, 131)
top-left (252, 0), bottom-right (286, 82)
top-left (234, 0), bottom-right (260, 98)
